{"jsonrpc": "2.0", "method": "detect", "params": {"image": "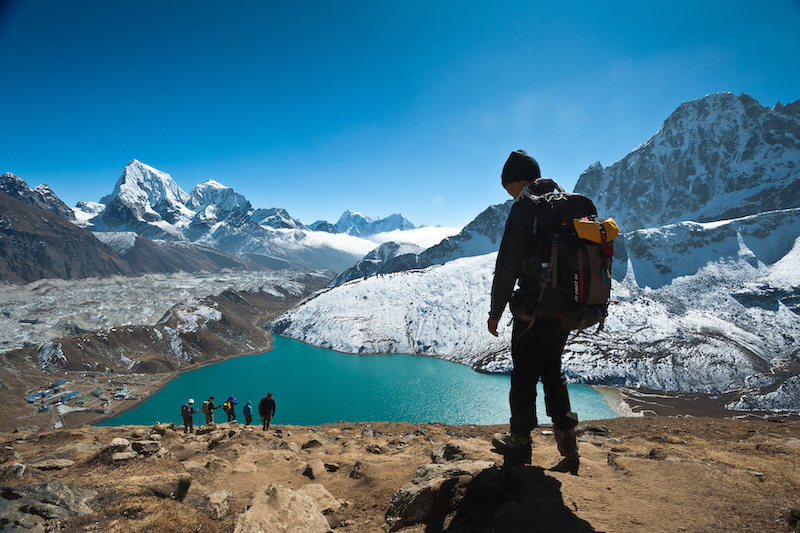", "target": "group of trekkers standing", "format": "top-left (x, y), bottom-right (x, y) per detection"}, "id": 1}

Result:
top-left (180, 392), bottom-right (276, 433)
